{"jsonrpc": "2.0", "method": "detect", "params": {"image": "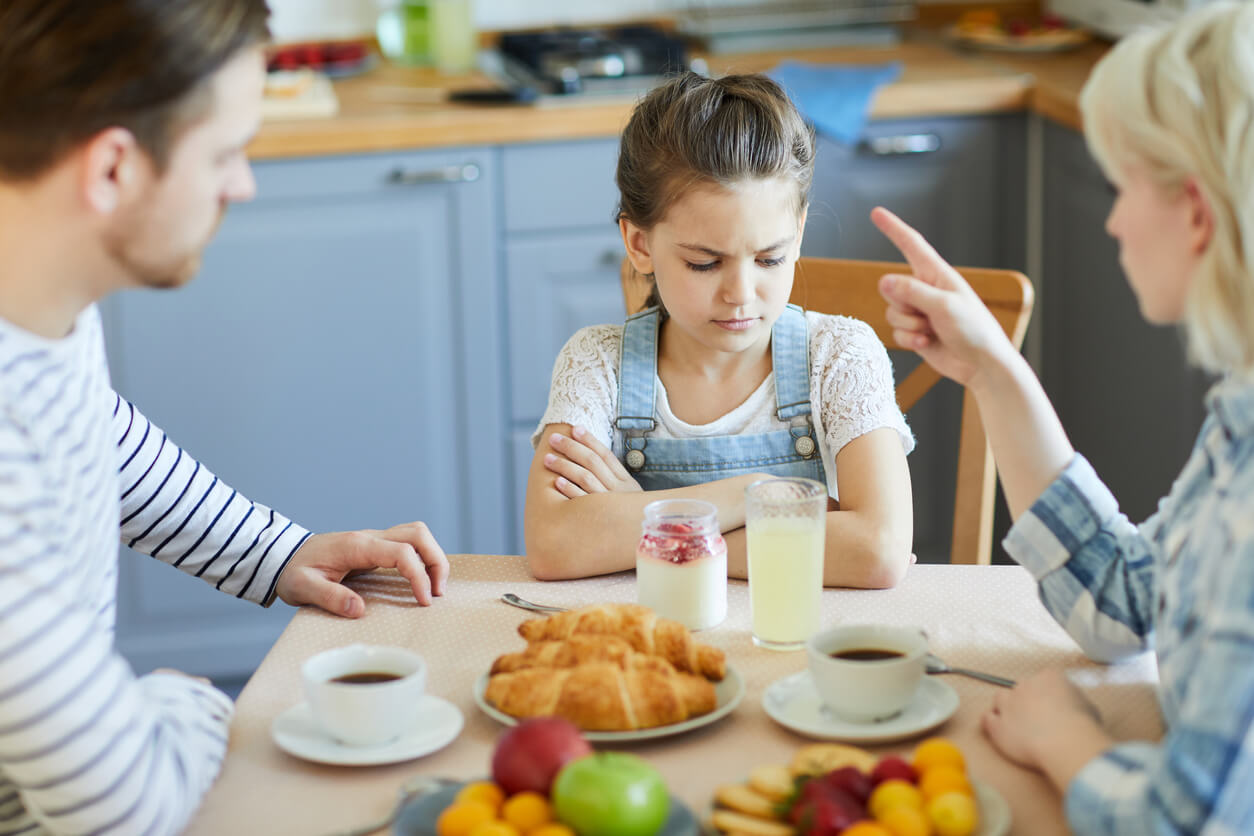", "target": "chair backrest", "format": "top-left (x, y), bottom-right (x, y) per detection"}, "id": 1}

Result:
top-left (621, 256), bottom-right (1034, 565)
